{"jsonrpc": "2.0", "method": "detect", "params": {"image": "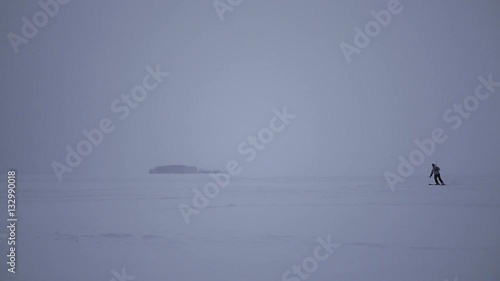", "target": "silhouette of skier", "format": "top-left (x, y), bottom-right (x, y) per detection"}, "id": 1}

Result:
top-left (429, 163), bottom-right (445, 185)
